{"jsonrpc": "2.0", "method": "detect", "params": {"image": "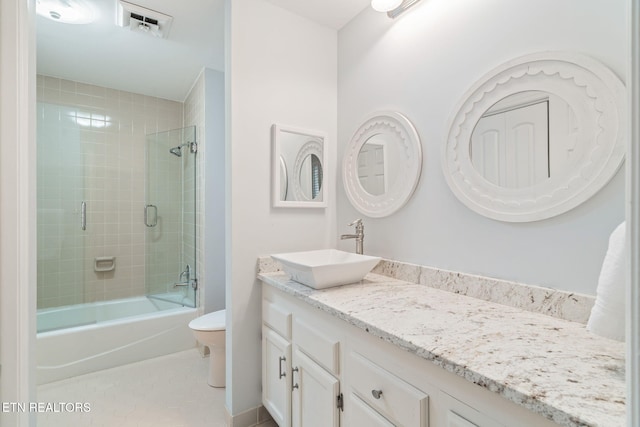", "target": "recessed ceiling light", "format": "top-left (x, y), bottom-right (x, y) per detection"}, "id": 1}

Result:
top-left (36, 0), bottom-right (96, 24)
